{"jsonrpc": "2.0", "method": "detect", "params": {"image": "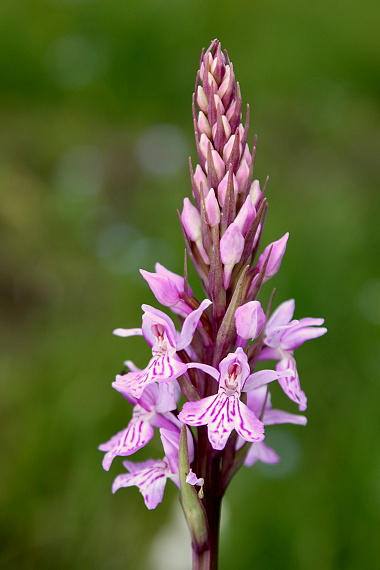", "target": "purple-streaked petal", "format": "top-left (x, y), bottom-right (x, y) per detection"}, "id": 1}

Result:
top-left (276, 356), bottom-right (307, 411)
top-left (112, 459), bottom-right (169, 510)
top-left (181, 393), bottom-right (256, 451)
top-left (113, 355), bottom-right (188, 399)
top-left (113, 327), bottom-right (143, 337)
top-left (176, 298), bottom-right (212, 350)
top-left (244, 441), bottom-right (280, 467)
top-left (233, 399), bottom-right (265, 443)
top-left (243, 368), bottom-right (293, 392)
top-left (178, 395), bottom-right (218, 427)
top-left (100, 420), bottom-right (154, 471)
top-left (207, 394), bottom-right (236, 450)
